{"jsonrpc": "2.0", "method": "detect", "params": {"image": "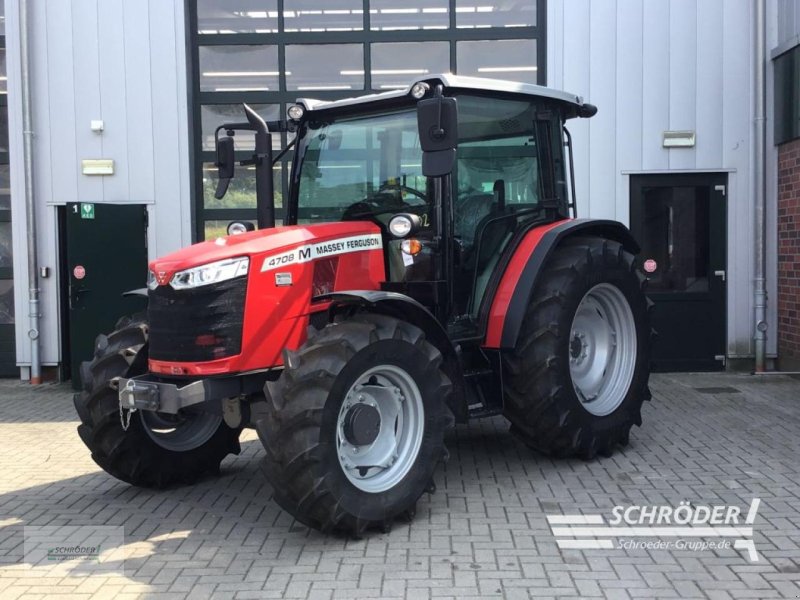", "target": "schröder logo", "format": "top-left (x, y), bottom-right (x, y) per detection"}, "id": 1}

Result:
top-left (547, 499), bottom-right (760, 561)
